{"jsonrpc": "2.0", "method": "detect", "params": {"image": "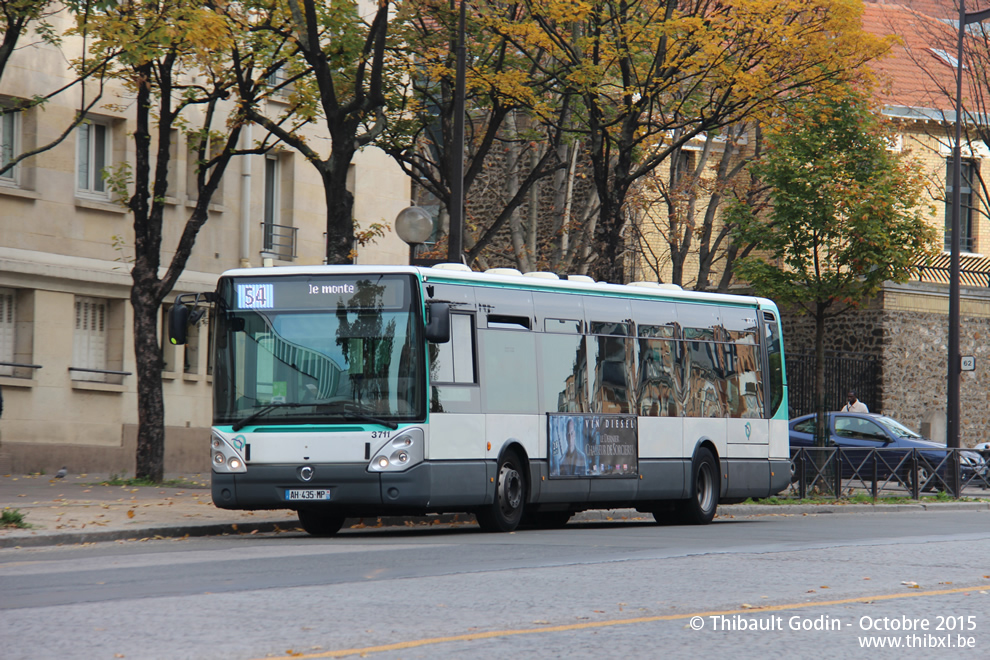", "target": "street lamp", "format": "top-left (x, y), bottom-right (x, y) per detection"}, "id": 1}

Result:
top-left (447, 0), bottom-right (466, 264)
top-left (948, 1), bottom-right (990, 495)
top-left (396, 205), bottom-right (435, 266)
